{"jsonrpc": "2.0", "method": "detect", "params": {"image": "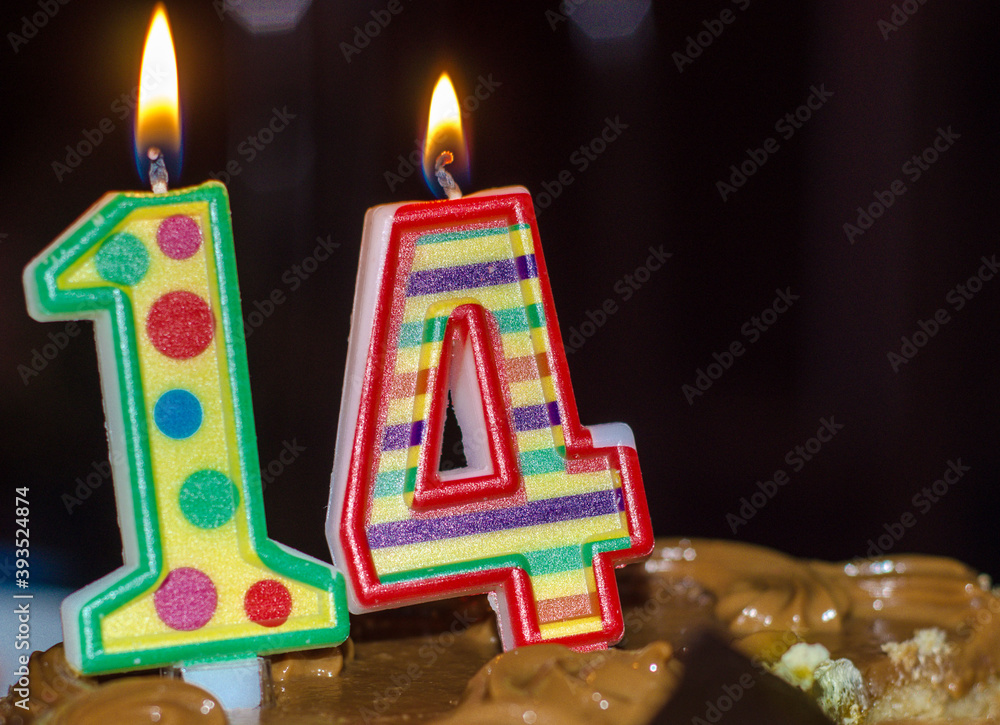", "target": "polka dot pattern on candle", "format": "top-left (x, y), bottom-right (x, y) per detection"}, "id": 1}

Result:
top-left (146, 290), bottom-right (215, 360)
top-left (153, 389), bottom-right (203, 439)
top-left (29, 185), bottom-right (347, 672)
top-left (154, 567), bottom-right (217, 631)
top-left (157, 214), bottom-right (203, 260)
top-left (179, 469), bottom-right (239, 529)
top-left (95, 232), bottom-right (150, 286)
top-left (244, 580), bottom-right (293, 627)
